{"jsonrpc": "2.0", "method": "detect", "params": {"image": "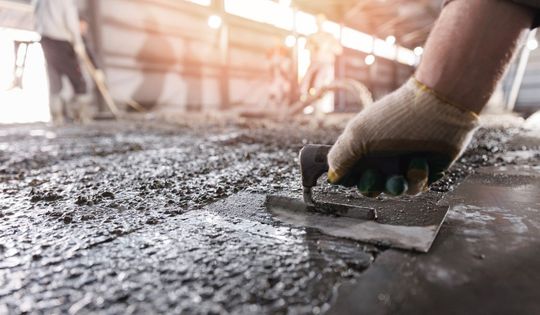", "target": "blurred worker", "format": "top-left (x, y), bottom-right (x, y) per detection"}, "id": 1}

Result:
top-left (33, 0), bottom-right (91, 124)
top-left (328, 0), bottom-right (538, 196)
top-left (267, 44), bottom-right (291, 111)
top-left (300, 14), bottom-right (342, 119)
